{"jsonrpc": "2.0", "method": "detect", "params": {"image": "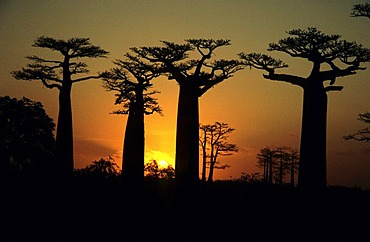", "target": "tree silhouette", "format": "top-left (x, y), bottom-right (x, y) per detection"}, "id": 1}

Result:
top-left (199, 122), bottom-right (238, 183)
top-left (240, 27), bottom-right (370, 190)
top-left (344, 112), bottom-right (370, 143)
top-left (0, 96), bottom-right (55, 176)
top-left (144, 159), bottom-right (175, 179)
top-left (256, 146), bottom-right (299, 186)
top-left (101, 54), bottom-right (162, 189)
top-left (351, 3), bottom-right (370, 18)
top-left (257, 146), bottom-right (276, 184)
top-left (286, 148), bottom-right (300, 187)
top-left (12, 36), bottom-right (109, 177)
top-left (129, 39), bottom-right (243, 188)
top-left (345, 4), bottom-right (370, 144)
top-left (74, 156), bottom-right (120, 180)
